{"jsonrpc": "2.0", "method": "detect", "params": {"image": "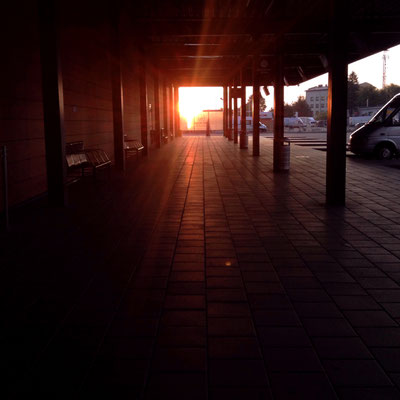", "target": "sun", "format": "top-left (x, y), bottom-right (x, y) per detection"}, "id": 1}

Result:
top-left (179, 88), bottom-right (205, 129)
top-left (179, 87), bottom-right (223, 129)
